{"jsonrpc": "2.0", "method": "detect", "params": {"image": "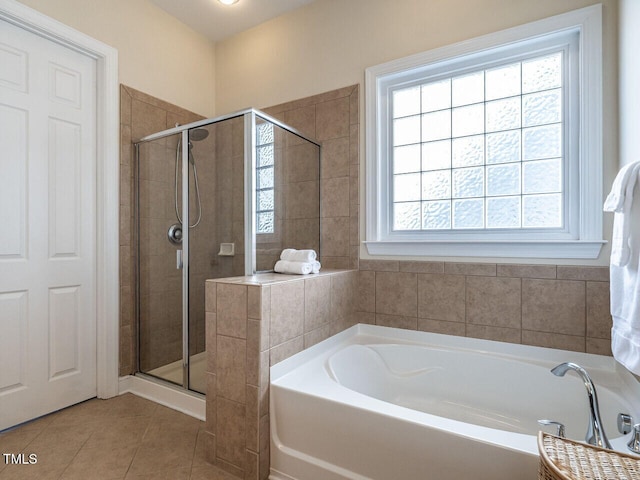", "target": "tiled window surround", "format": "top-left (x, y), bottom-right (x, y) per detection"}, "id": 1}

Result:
top-left (357, 260), bottom-right (612, 356)
top-left (204, 270), bottom-right (357, 479)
